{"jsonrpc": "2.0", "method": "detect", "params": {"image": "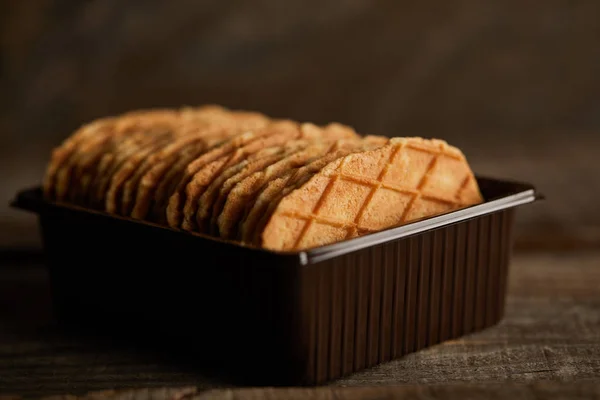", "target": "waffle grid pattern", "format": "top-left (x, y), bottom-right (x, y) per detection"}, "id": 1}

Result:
top-left (276, 142), bottom-right (473, 249)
